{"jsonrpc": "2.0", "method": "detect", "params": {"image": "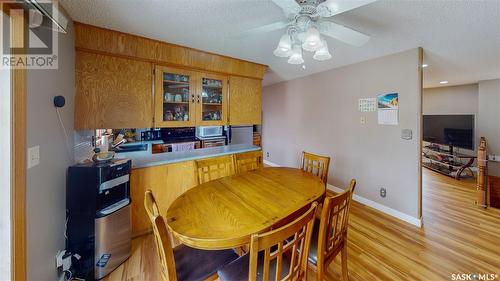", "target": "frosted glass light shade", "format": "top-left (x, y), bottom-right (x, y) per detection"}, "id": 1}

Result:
top-left (288, 45), bottom-right (304, 65)
top-left (313, 40), bottom-right (332, 61)
top-left (273, 34), bottom-right (292, 57)
top-left (302, 27), bottom-right (323, 52)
